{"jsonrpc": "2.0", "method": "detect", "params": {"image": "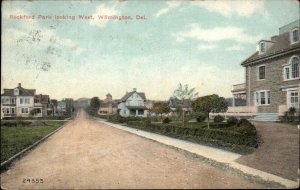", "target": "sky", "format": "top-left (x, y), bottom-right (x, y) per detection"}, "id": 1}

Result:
top-left (1, 0), bottom-right (299, 101)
